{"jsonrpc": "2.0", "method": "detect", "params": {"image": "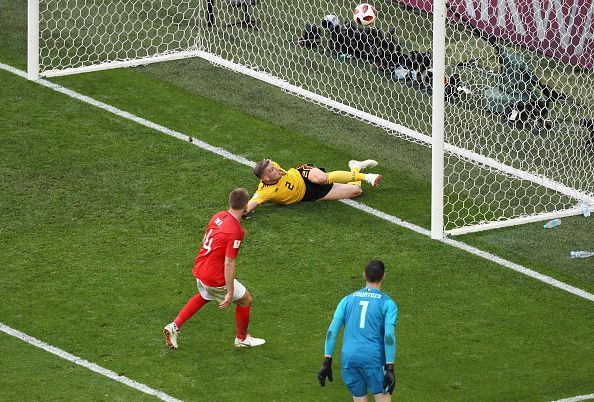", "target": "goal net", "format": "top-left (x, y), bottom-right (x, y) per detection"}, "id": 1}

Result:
top-left (30, 0), bottom-right (594, 236)
top-left (35, 0), bottom-right (201, 76)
